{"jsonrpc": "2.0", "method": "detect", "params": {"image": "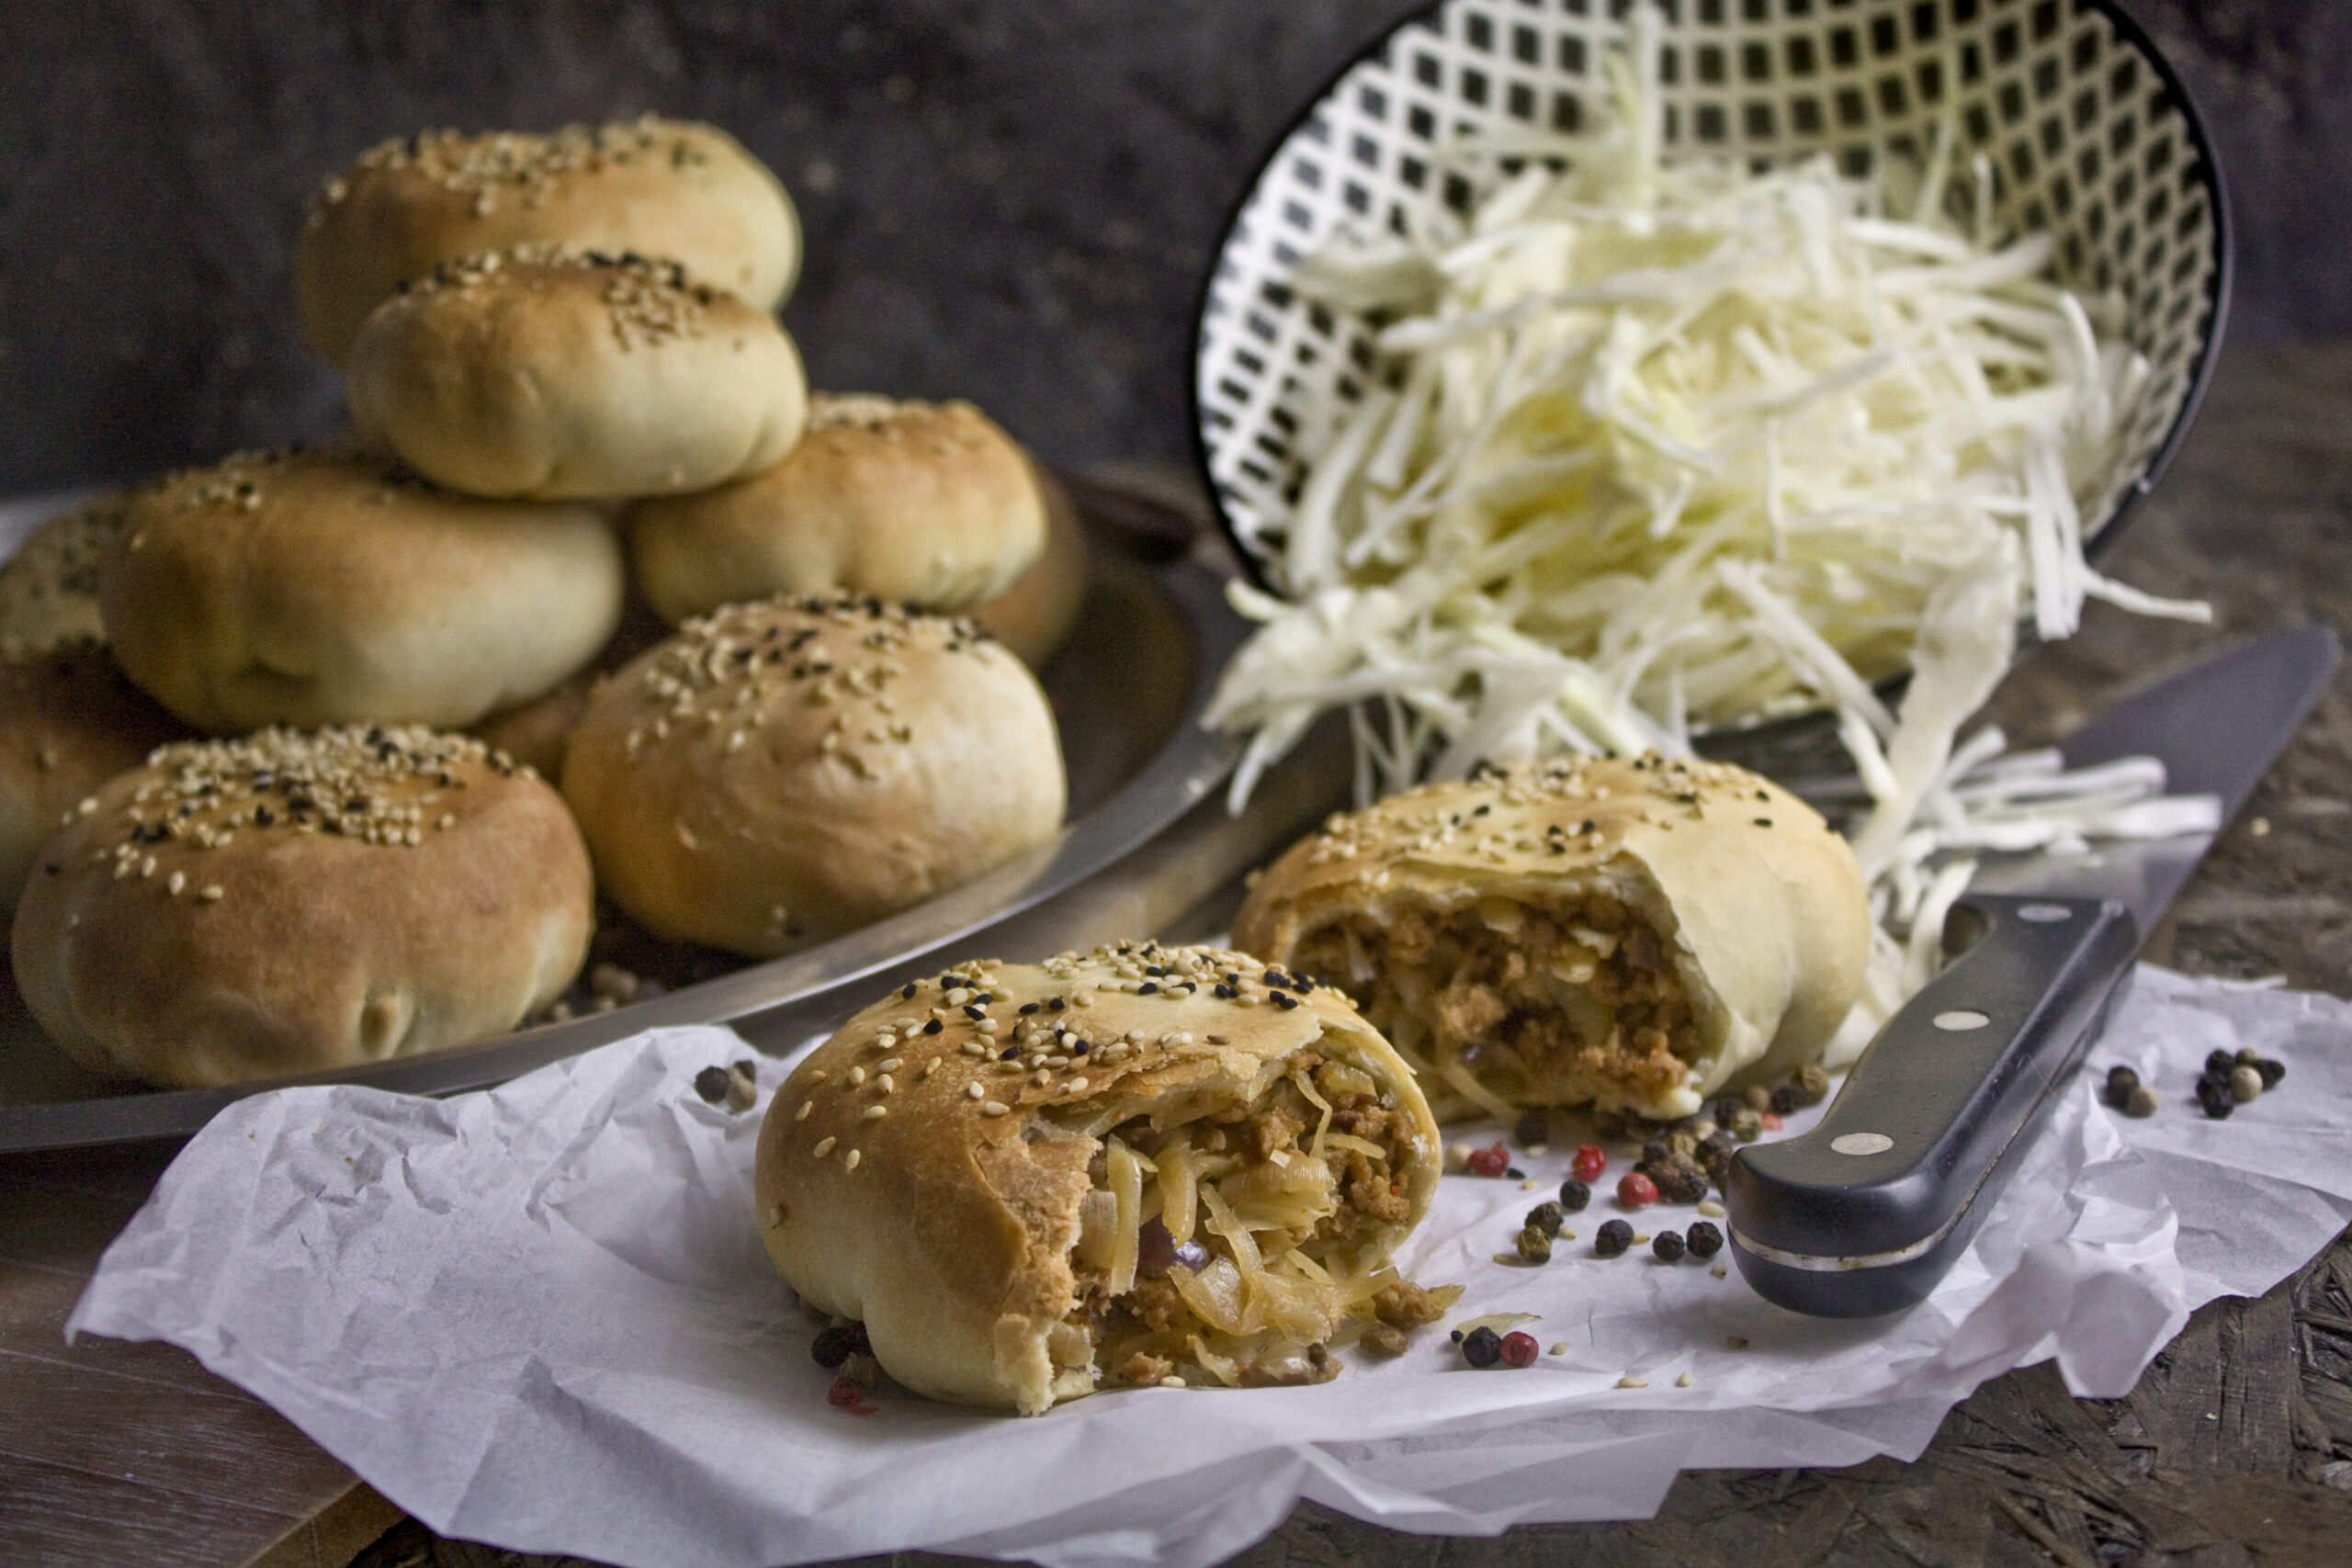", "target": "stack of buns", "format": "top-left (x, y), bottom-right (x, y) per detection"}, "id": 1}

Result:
top-left (2, 114), bottom-right (1076, 1089)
